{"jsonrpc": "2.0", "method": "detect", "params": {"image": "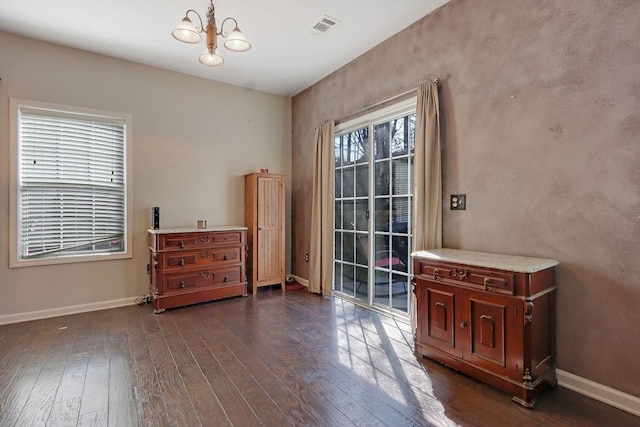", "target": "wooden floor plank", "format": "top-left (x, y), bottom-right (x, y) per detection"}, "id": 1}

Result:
top-left (77, 408), bottom-right (108, 427)
top-left (78, 312), bottom-right (112, 419)
top-left (125, 308), bottom-right (169, 427)
top-left (141, 312), bottom-right (202, 426)
top-left (230, 303), bottom-right (432, 426)
top-left (0, 290), bottom-right (637, 427)
top-left (47, 396), bottom-right (82, 427)
top-left (185, 306), bottom-right (322, 426)
top-left (14, 364), bottom-right (66, 426)
top-left (167, 311), bottom-right (260, 427)
top-left (107, 330), bottom-right (138, 427)
top-left (190, 314), bottom-right (293, 426)
top-left (158, 313), bottom-right (232, 427)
